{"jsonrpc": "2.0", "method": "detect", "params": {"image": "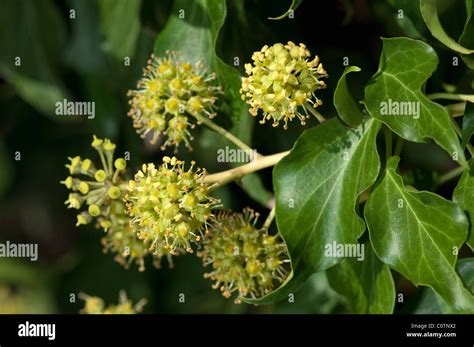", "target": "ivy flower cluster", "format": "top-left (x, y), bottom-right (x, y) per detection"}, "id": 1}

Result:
top-left (62, 43), bottom-right (310, 304)
top-left (197, 208), bottom-right (290, 303)
top-left (61, 136), bottom-right (159, 271)
top-left (241, 41), bottom-right (328, 128)
top-left (125, 157), bottom-right (219, 255)
top-left (79, 291), bottom-right (146, 314)
top-left (127, 51), bottom-right (220, 150)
